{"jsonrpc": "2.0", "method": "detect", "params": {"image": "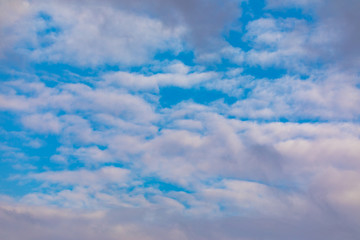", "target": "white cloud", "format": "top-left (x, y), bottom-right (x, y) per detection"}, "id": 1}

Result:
top-left (0, 0), bottom-right (244, 66)
top-left (29, 166), bottom-right (130, 187)
top-left (21, 113), bottom-right (62, 134)
top-left (196, 45), bottom-right (245, 65)
top-left (244, 17), bottom-right (313, 72)
top-left (0, 0), bottom-right (33, 59)
top-left (227, 72), bottom-right (360, 121)
top-left (265, 0), bottom-right (360, 69)
top-left (30, 2), bottom-right (185, 66)
top-left (102, 62), bottom-right (218, 91)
